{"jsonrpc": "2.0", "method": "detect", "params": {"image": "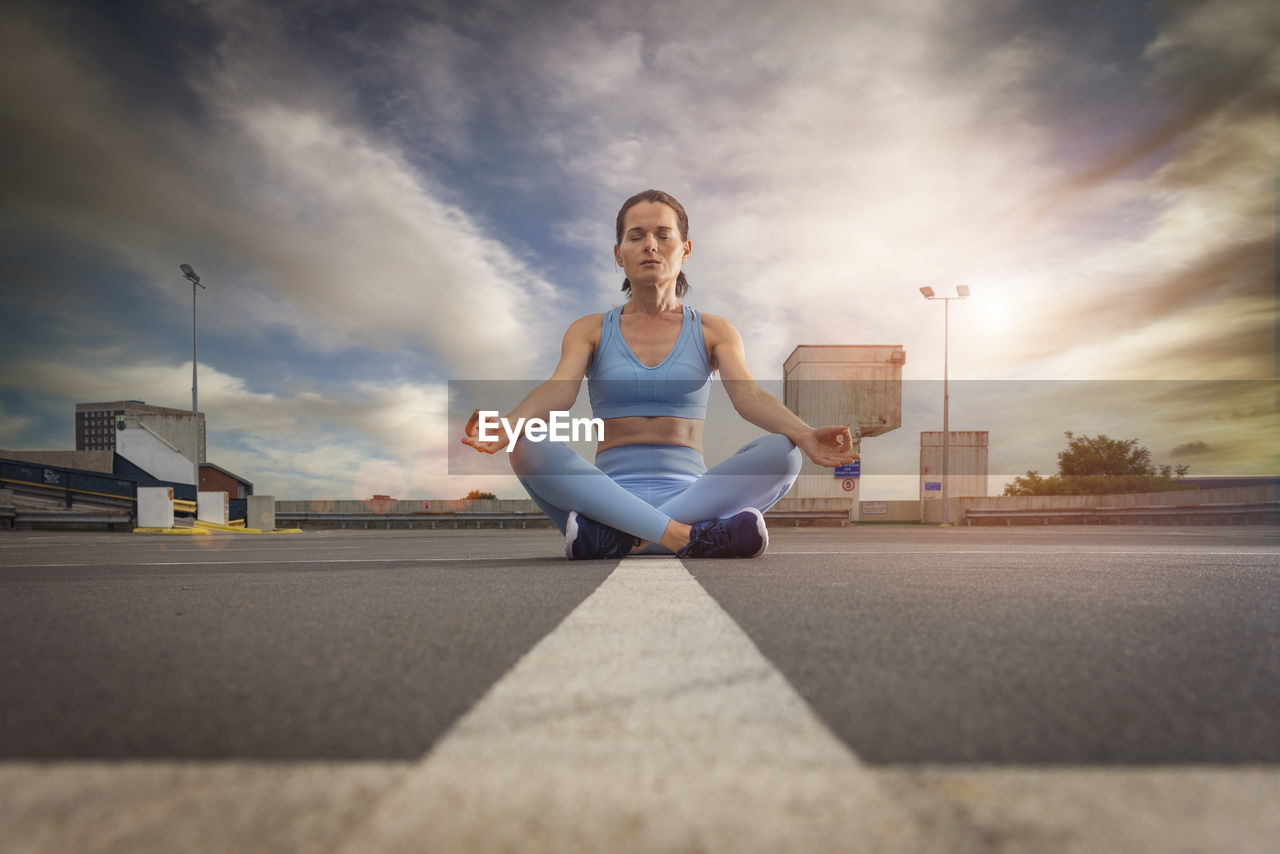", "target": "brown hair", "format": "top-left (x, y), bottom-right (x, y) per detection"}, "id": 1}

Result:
top-left (615, 189), bottom-right (690, 298)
